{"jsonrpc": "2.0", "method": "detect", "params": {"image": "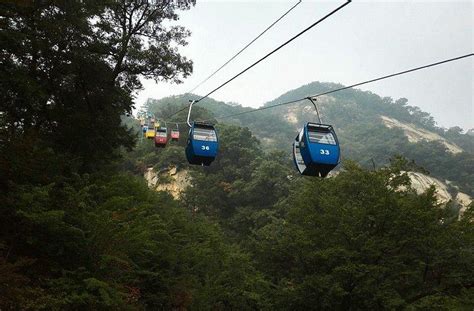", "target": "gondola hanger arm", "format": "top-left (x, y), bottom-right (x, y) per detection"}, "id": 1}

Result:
top-left (306, 97), bottom-right (322, 124)
top-left (186, 100), bottom-right (196, 128)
